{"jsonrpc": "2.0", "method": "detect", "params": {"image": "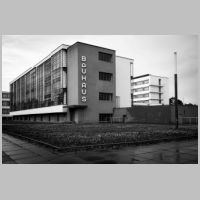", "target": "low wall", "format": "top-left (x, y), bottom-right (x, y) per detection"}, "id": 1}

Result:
top-left (113, 105), bottom-right (198, 124)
